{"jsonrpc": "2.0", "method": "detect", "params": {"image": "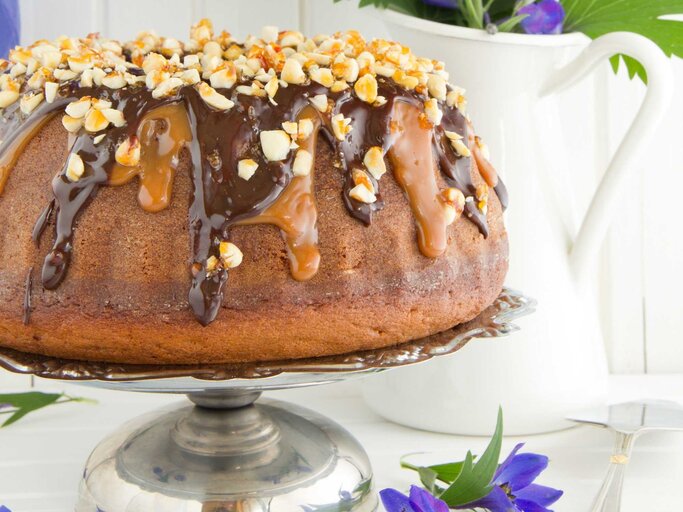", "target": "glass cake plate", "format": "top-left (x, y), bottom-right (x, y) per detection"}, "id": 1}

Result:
top-left (0, 287), bottom-right (534, 512)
